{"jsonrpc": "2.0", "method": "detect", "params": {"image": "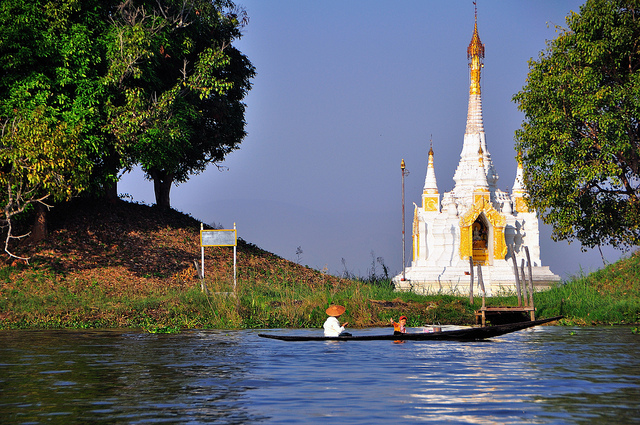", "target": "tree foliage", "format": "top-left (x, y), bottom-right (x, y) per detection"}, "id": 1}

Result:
top-left (0, 0), bottom-right (254, 257)
top-left (0, 0), bottom-right (109, 257)
top-left (513, 0), bottom-right (640, 250)
top-left (104, 0), bottom-right (255, 208)
top-left (0, 109), bottom-right (91, 259)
